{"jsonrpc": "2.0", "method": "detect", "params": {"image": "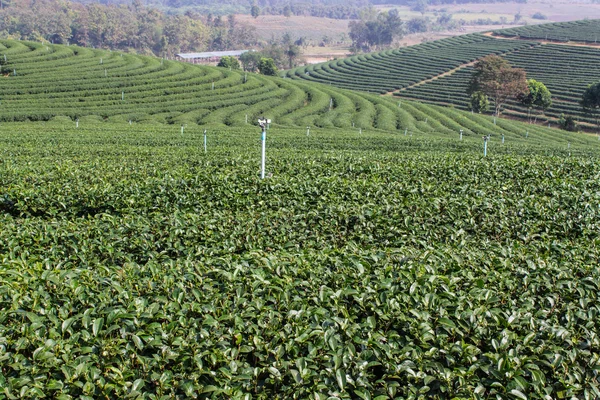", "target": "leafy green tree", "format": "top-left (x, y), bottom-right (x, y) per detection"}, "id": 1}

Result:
top-left (217, 56), bottom-right (240, 70)
top-left (239, 51), bottom-right (262, 72)
top-left (258, 57), bottom-right (278, 76)
top-left (251, 5), bottom-right (260, 18)
top-left (470, 91), bottom-right (489, 113)
top-left (468, 55), bottom-right (528, 117)
top-left (581, 82), bottom-right (600, 132)
top-left (558, 113), bottom-right (578, 132)
top-left (518, 79), bottom-right (552, 123)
